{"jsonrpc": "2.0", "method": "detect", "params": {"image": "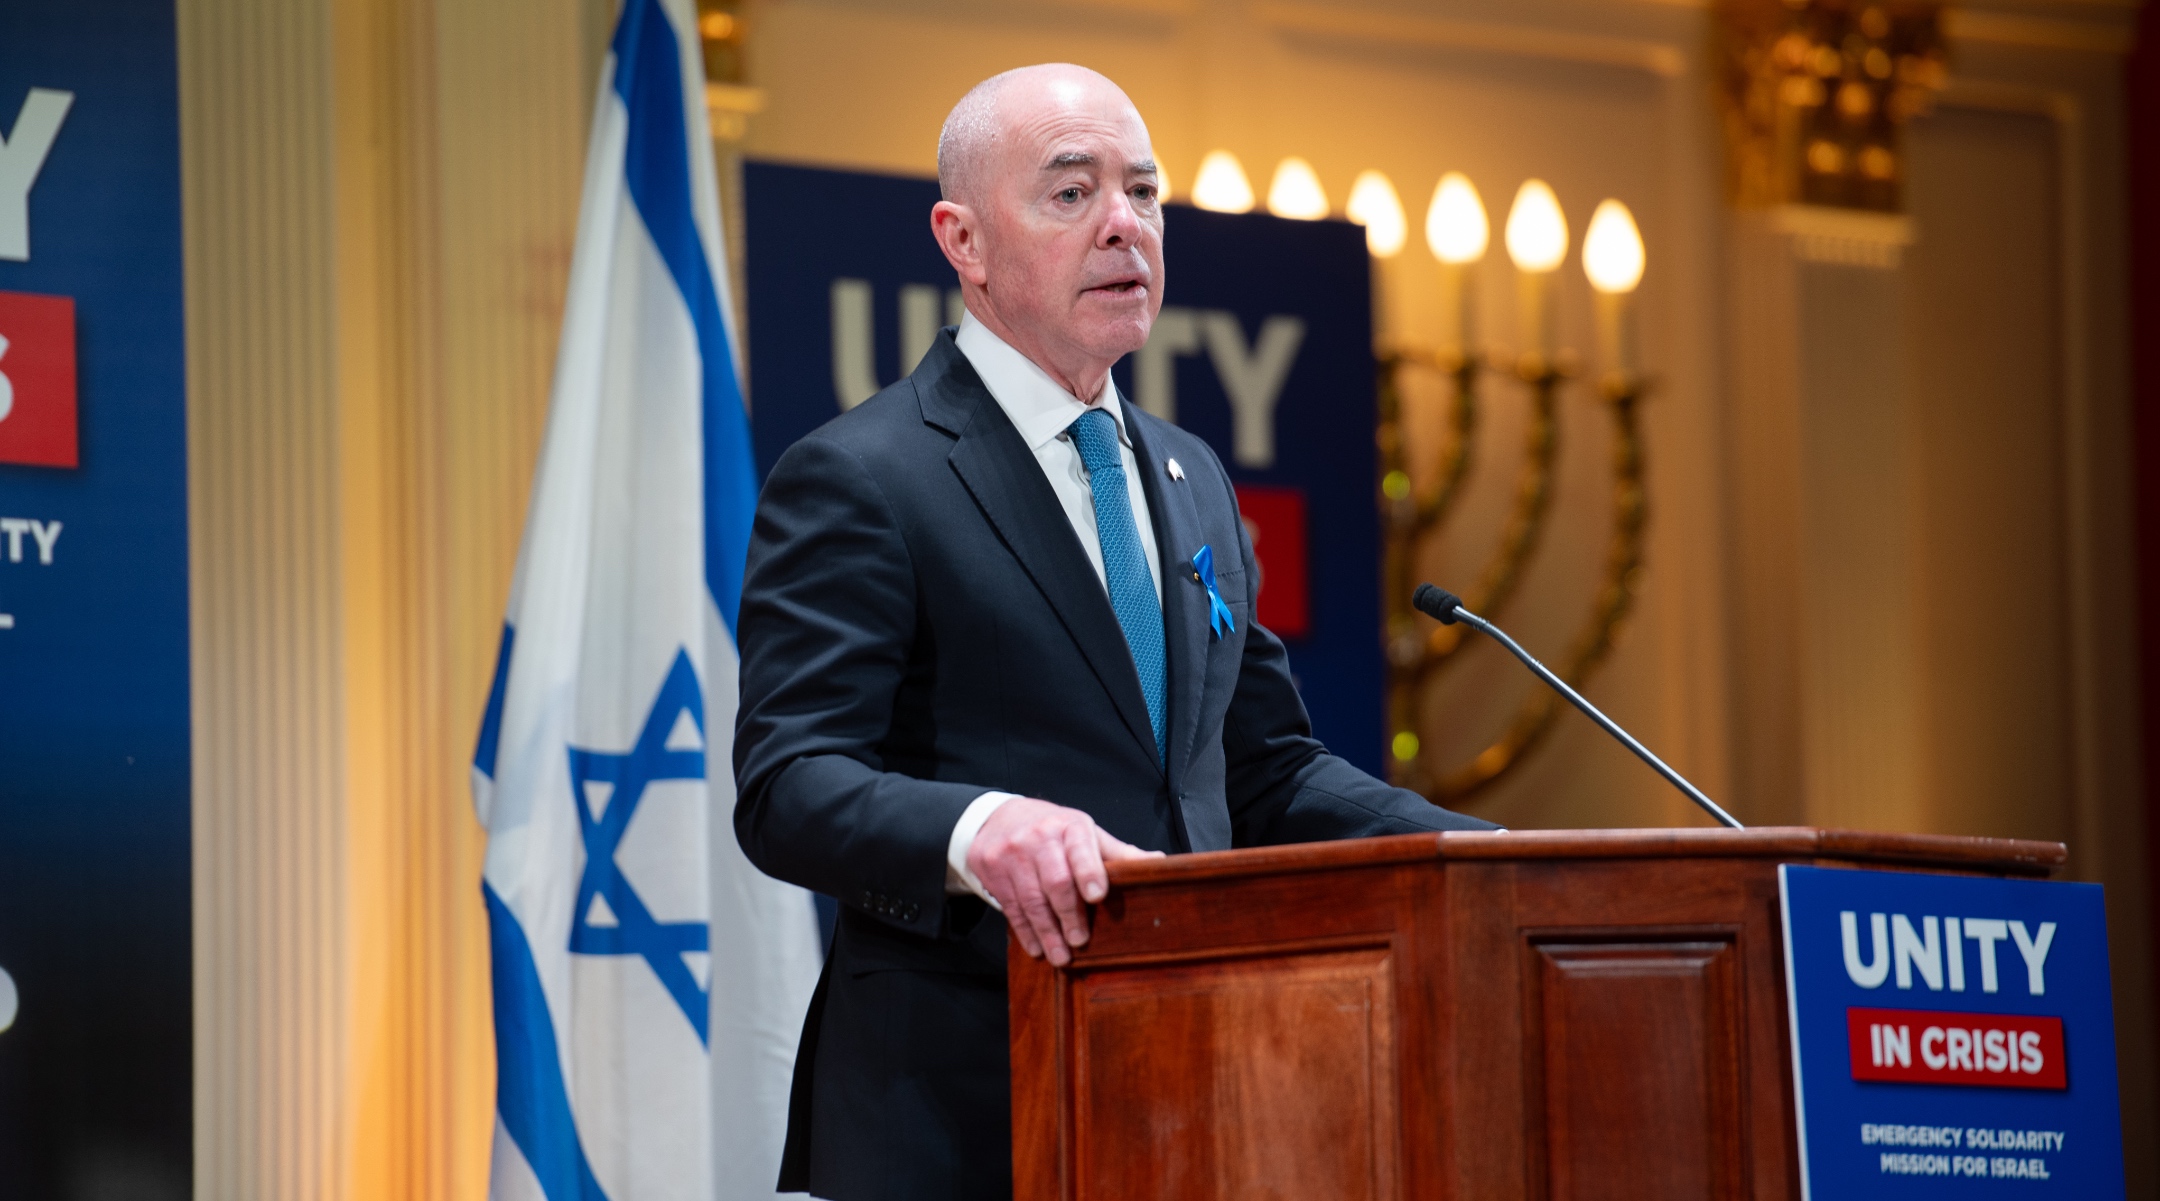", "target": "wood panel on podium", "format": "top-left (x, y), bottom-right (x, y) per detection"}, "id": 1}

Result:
top-left (1008, 827), bottom-right (2065, 1201)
